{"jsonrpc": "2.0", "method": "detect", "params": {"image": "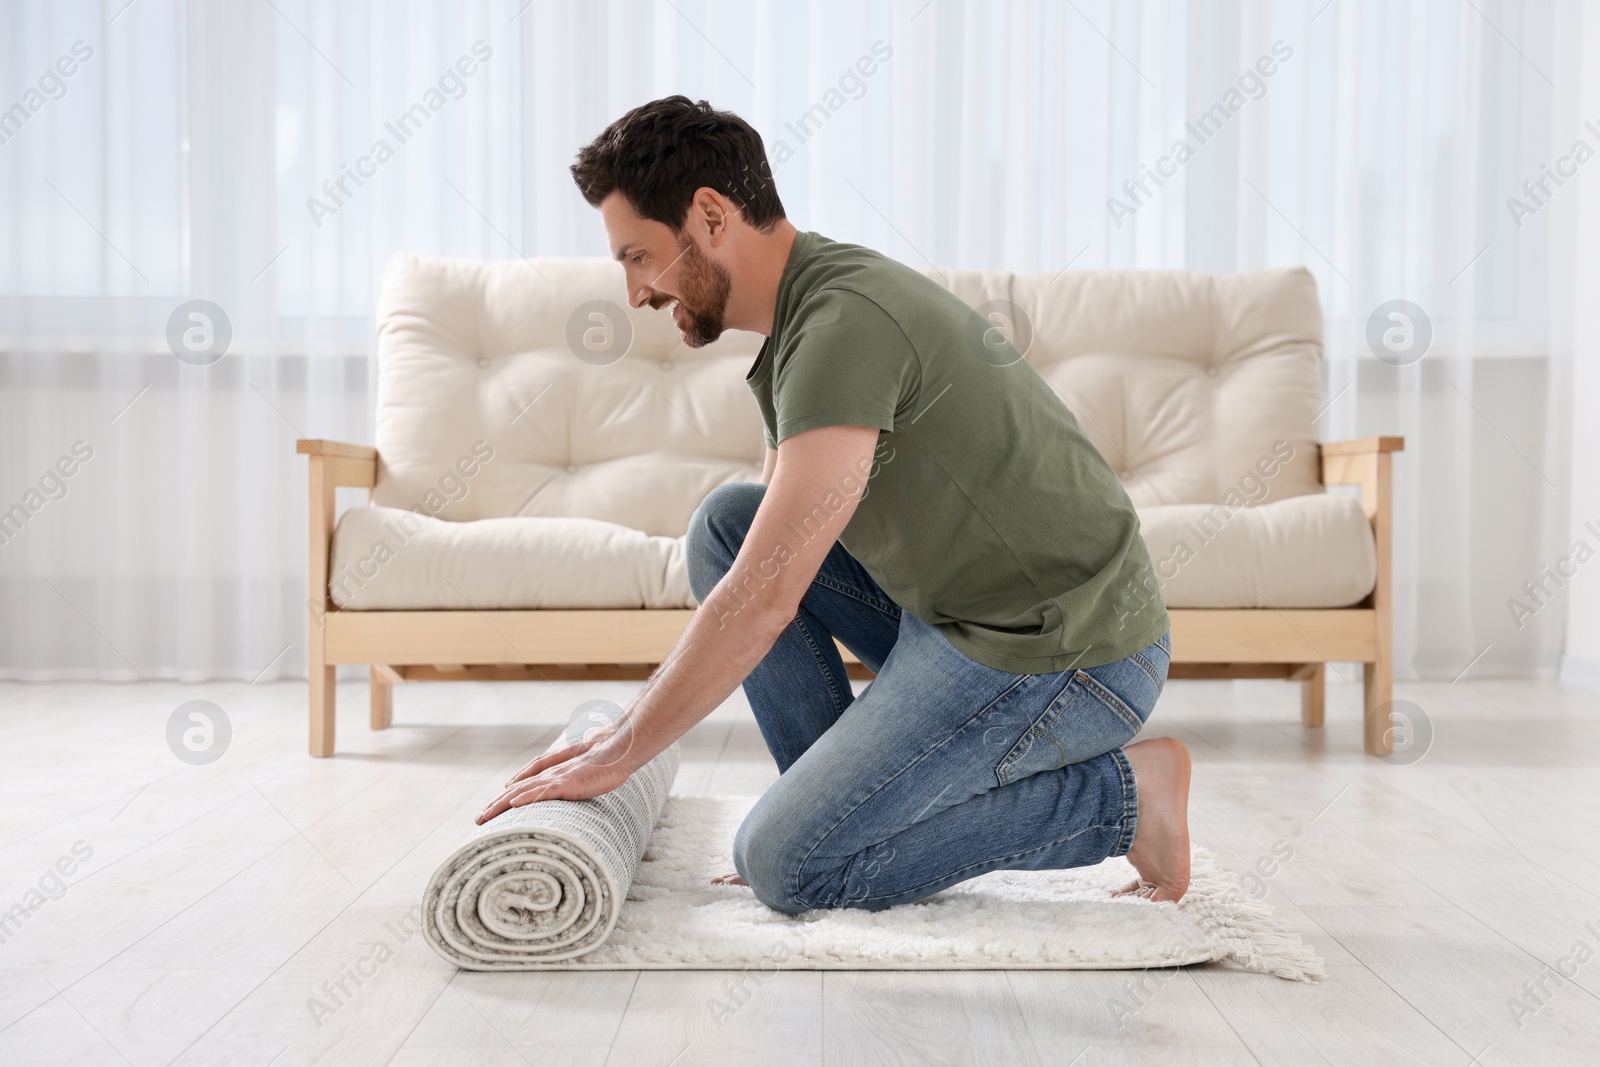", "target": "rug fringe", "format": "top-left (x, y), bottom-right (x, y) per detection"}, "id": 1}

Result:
top-left (1183, 847), bottom-right (1326, 982)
